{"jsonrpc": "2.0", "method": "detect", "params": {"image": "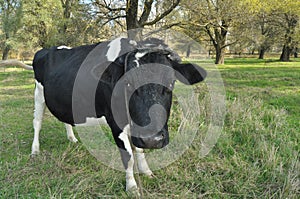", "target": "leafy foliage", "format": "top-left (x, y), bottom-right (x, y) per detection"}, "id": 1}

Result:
top-left (0, 0), bottom-right (23, 59)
